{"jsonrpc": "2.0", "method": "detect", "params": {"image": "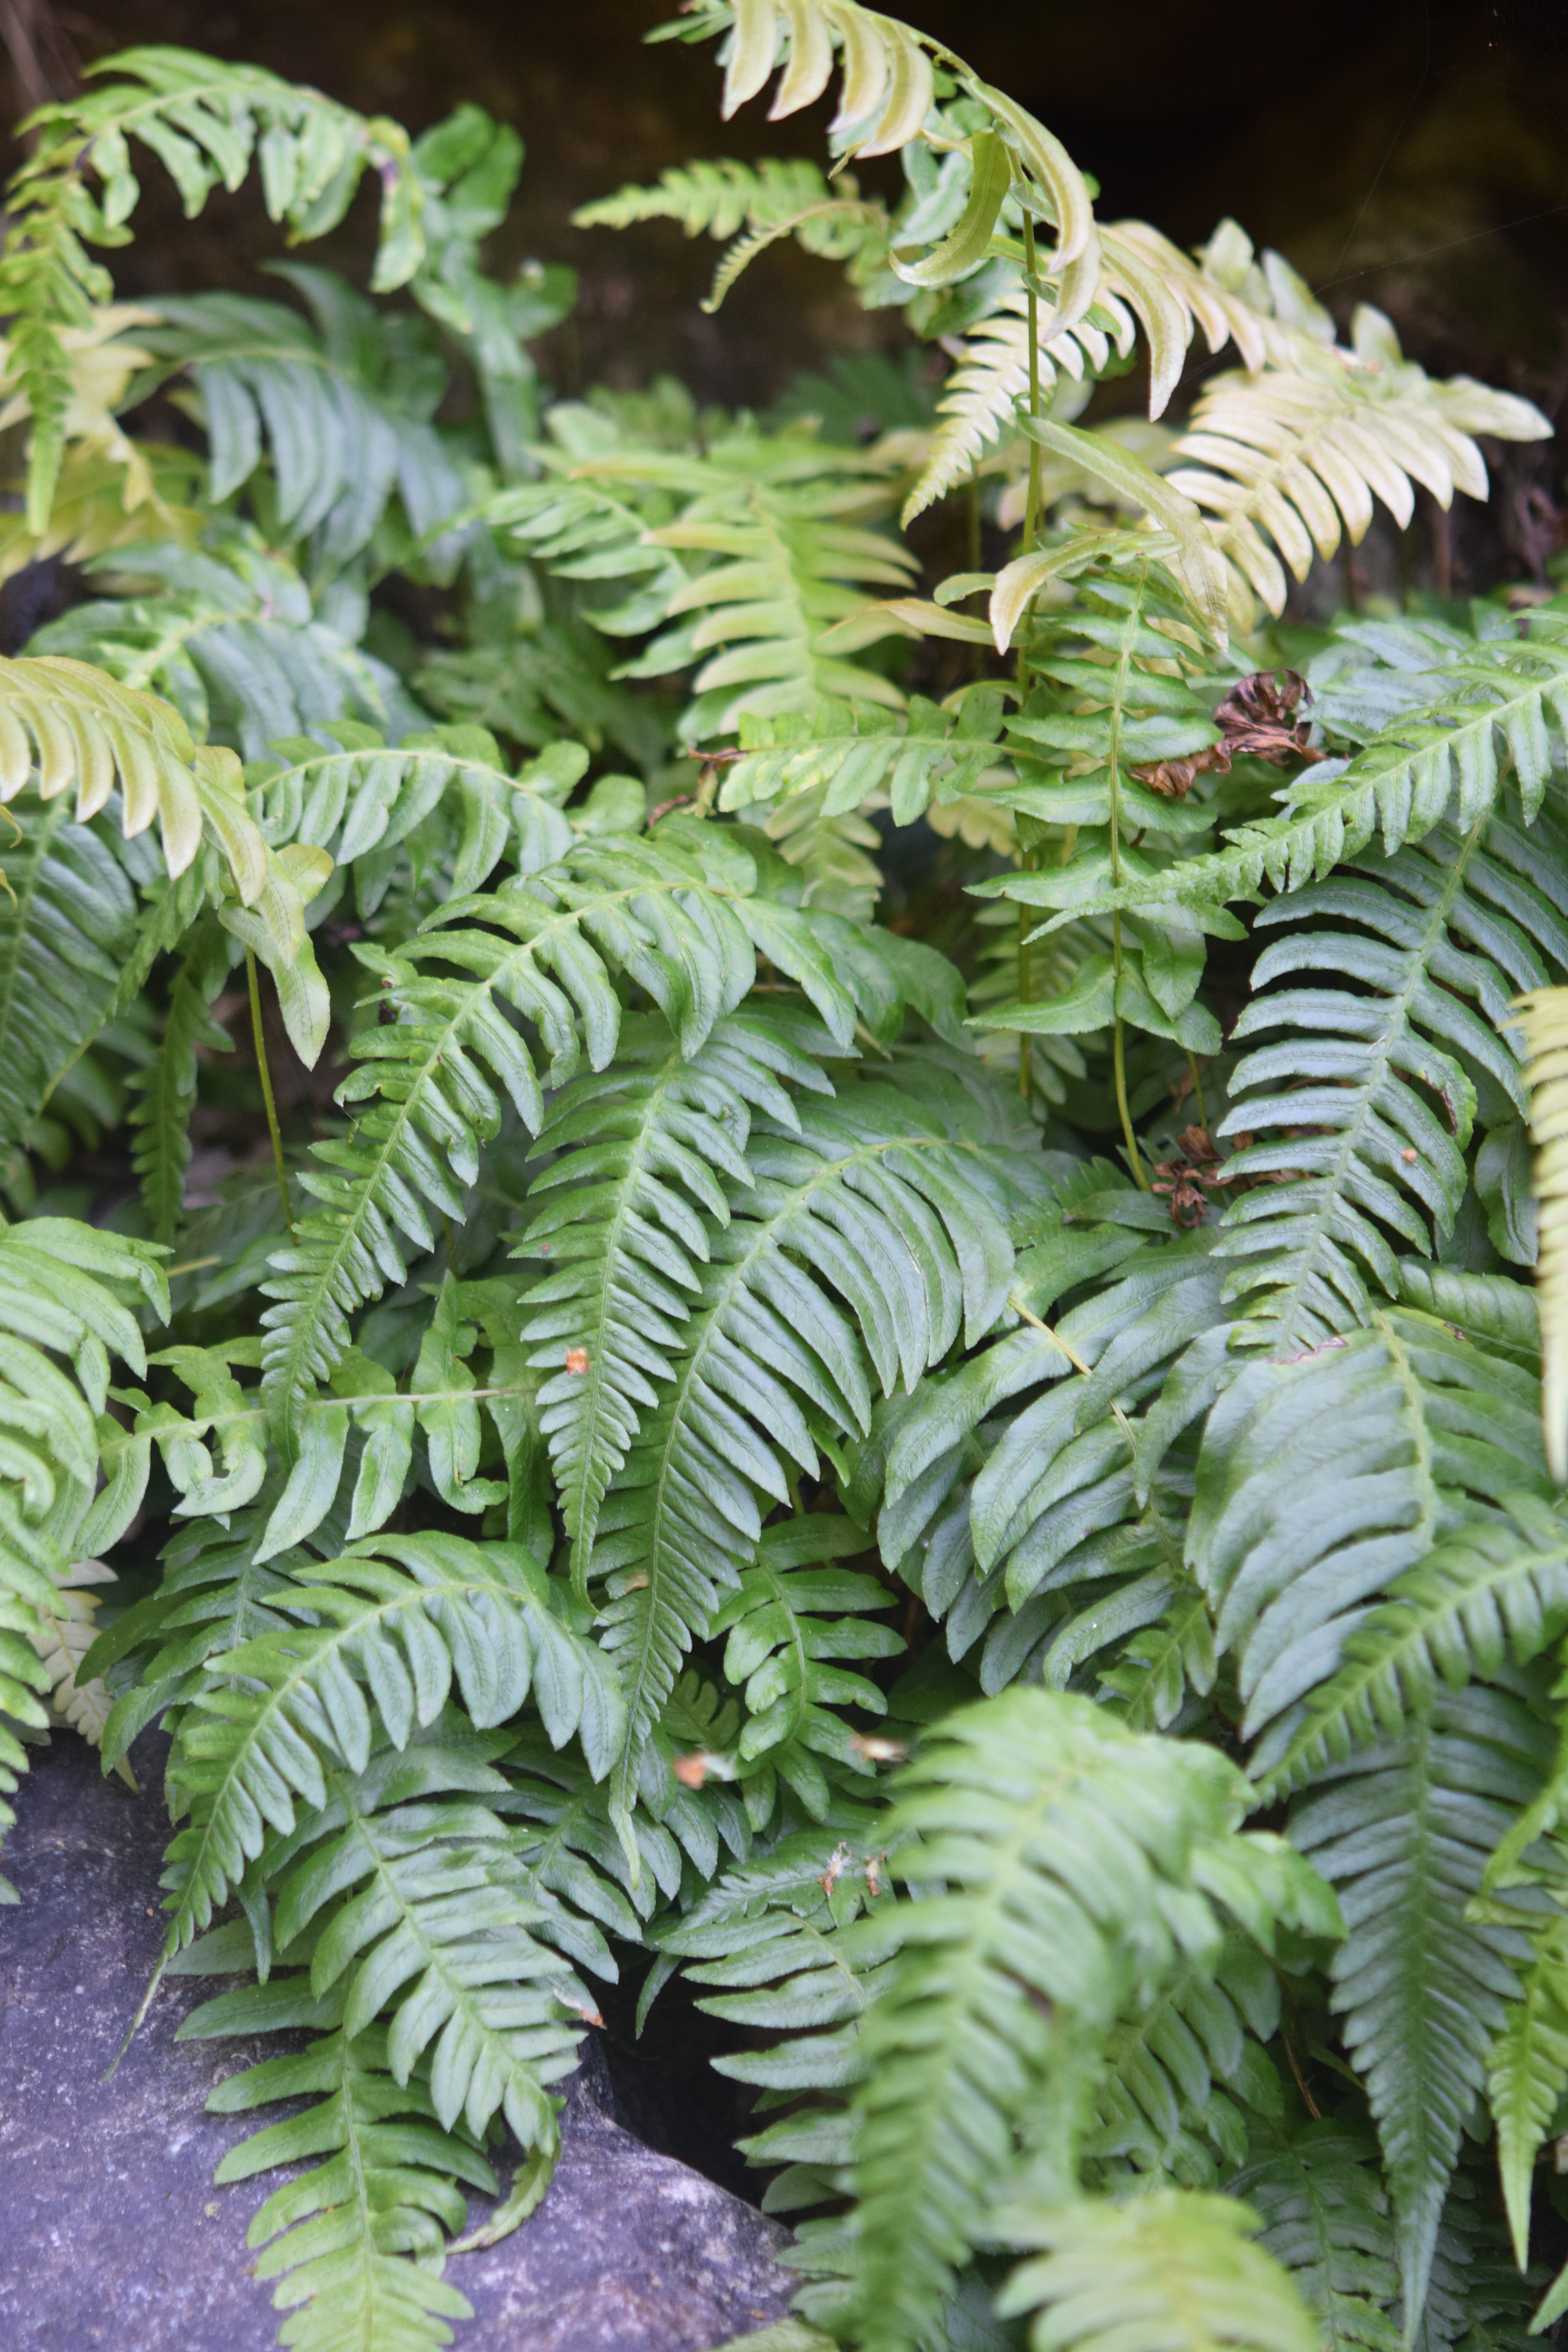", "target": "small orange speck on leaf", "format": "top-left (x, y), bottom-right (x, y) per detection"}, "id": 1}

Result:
top-left (565, 1348), bottom-right (589, 1374)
